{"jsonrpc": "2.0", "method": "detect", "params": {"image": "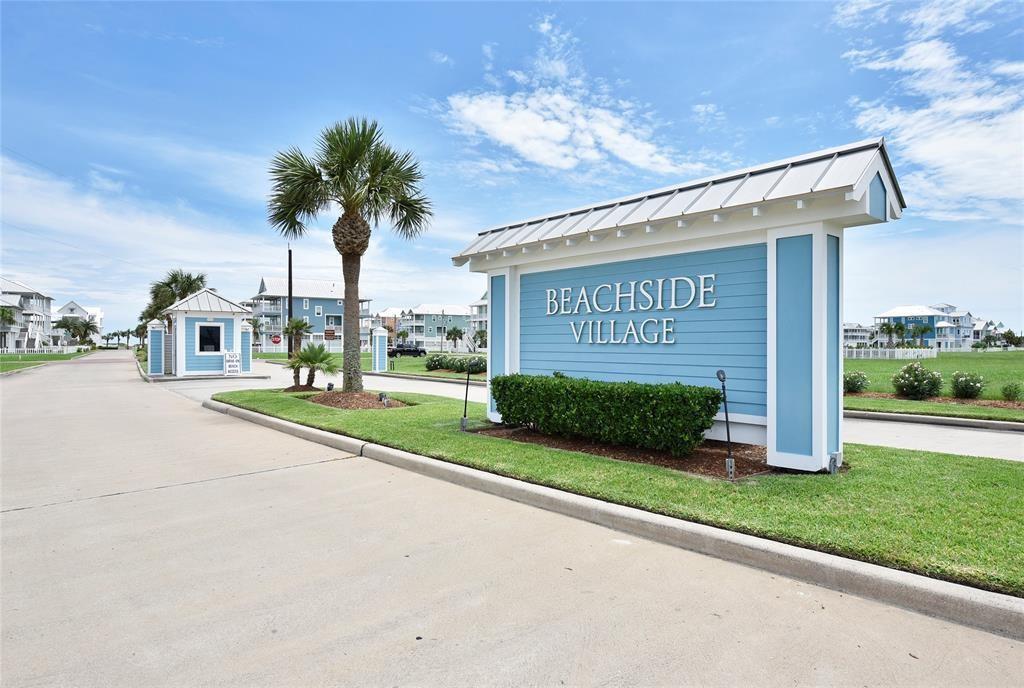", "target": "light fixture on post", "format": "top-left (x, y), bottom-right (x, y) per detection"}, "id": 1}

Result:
top-left (716, 369), bottom-right (734, 480)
